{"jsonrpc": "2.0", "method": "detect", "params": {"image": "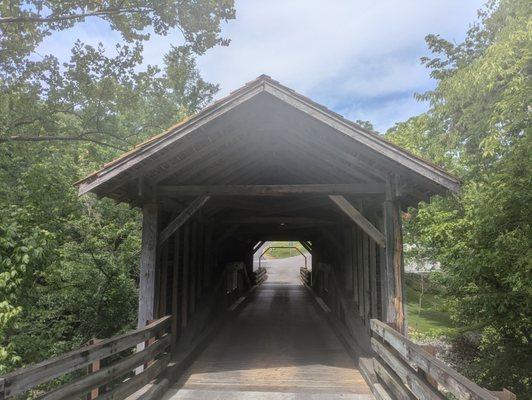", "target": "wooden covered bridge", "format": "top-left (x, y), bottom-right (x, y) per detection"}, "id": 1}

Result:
top-left (1, 76), bottom-right (514, 400)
